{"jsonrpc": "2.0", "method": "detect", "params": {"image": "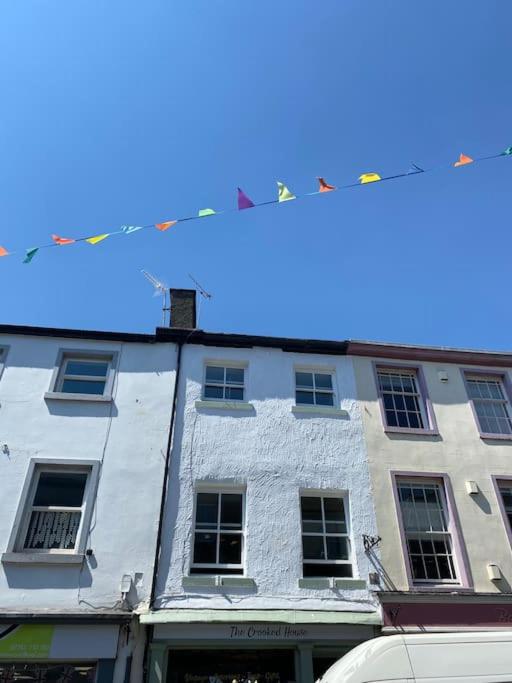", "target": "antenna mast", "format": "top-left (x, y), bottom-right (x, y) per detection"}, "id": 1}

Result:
top-left (141, 270), bottom-right (171, 326)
